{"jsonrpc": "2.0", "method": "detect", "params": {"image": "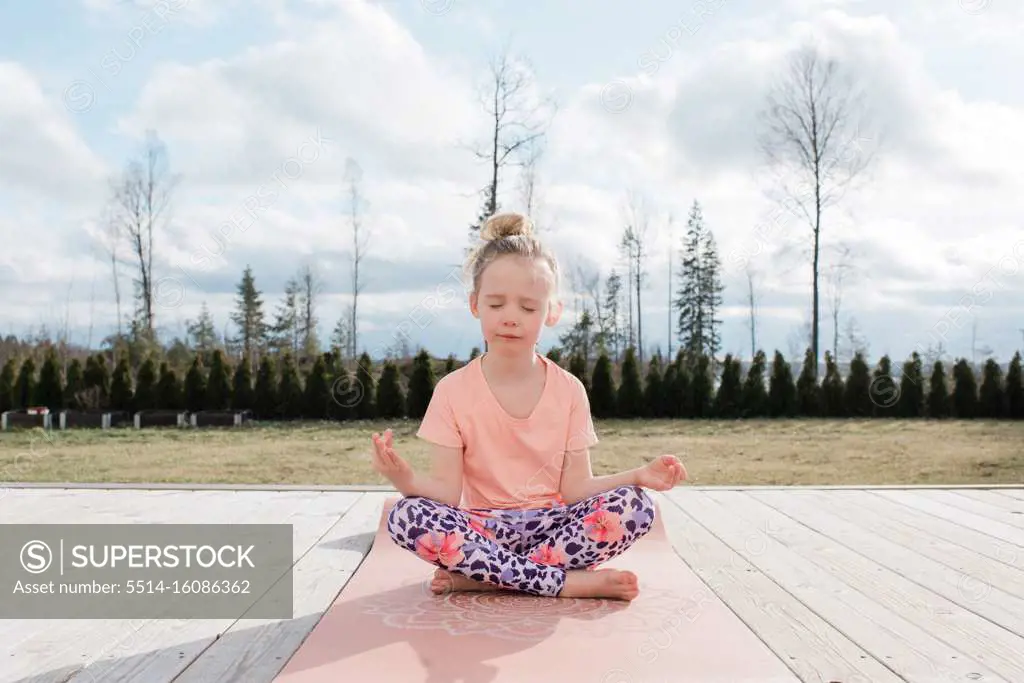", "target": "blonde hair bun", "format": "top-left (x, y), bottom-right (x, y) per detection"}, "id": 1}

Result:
top-left (480, 212), bottom-right (533, 241)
